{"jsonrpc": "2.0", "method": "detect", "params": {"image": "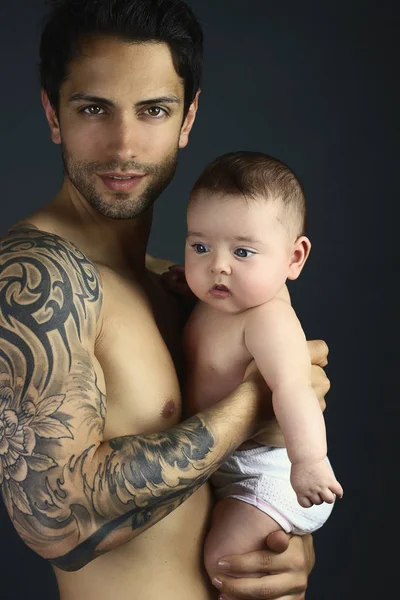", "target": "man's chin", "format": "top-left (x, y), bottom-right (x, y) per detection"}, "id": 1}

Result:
top-left (87, 195), bottom-right (154, 220)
